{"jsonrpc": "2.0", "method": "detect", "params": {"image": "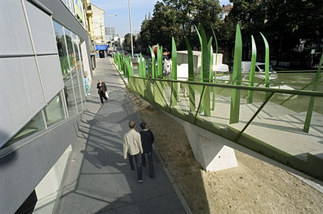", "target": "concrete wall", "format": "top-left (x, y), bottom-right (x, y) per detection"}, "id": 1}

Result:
top-left (177, 51), bottom-right (224, 74)
top-left (33, 145), bottom-right (73, 214)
